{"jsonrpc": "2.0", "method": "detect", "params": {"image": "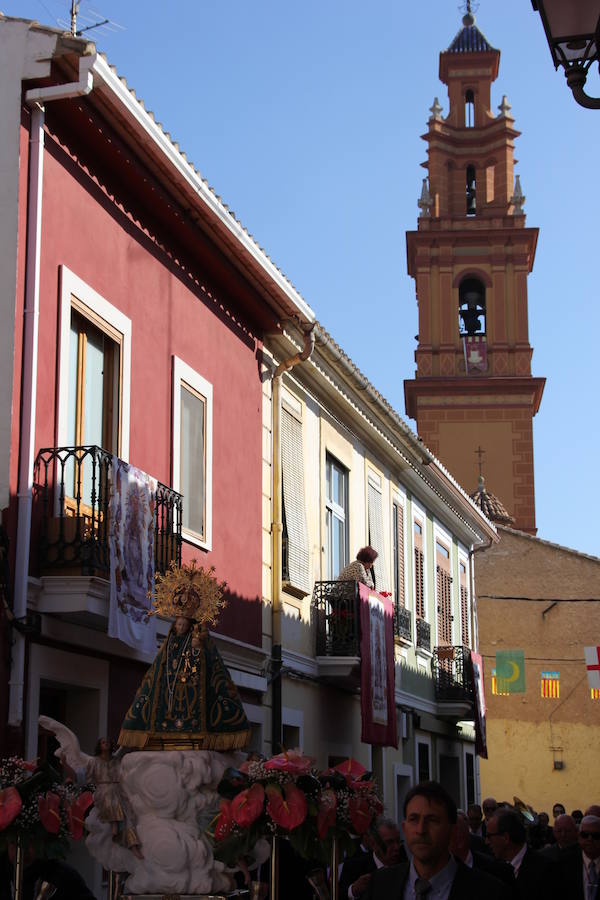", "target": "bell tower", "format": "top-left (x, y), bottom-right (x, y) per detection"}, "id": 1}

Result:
top-left (404, 10), bottom-right (545, 534)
